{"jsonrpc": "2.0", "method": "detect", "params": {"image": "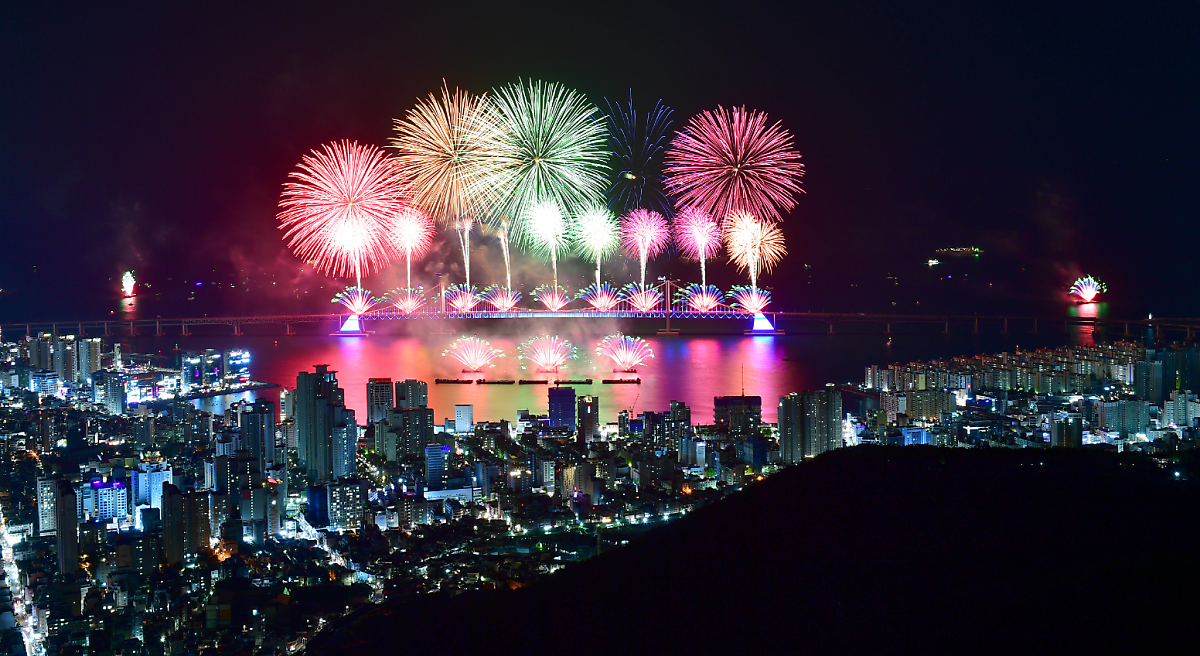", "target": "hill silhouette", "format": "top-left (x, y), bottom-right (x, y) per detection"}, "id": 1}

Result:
top-left (305, 446), bottom-right (1199, 654)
